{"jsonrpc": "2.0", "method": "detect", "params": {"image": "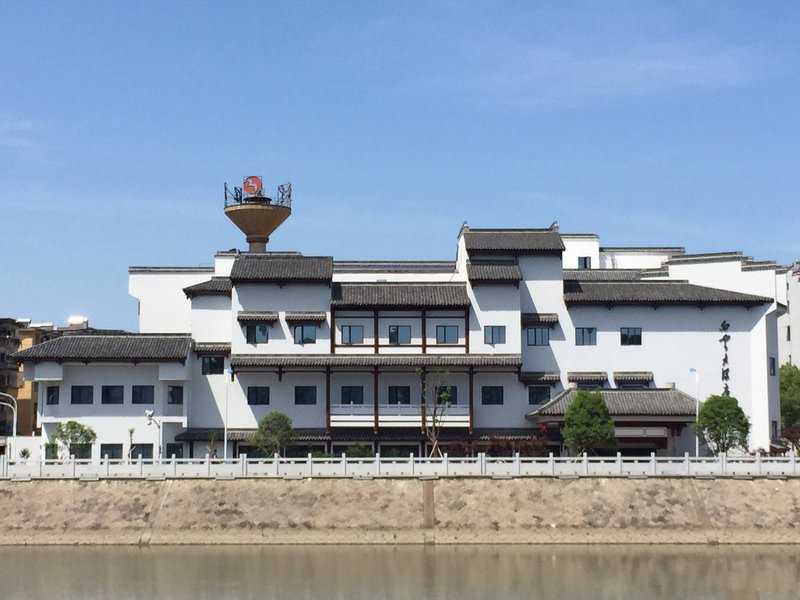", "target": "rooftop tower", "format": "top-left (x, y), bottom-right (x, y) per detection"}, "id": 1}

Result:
top-left (223, 176), bottom-right (292, 252)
